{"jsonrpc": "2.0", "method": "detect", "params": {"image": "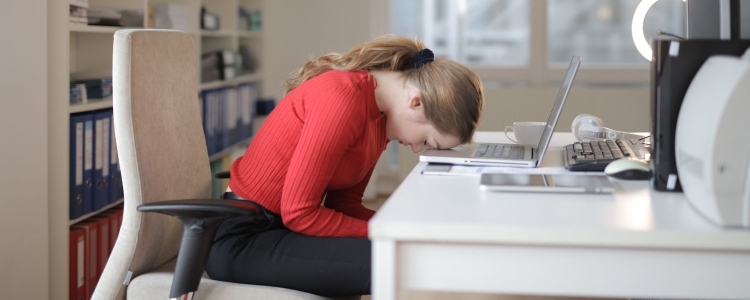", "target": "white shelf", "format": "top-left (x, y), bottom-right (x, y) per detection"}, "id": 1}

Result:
top-left (69, 23), bottom-right (132, 33)
top-left (200, 73), bottom-right (262, 91)
top-left (235, 72), bottom-right (263, 82)
top-left (201, 30), bottom-right (235, 37)
top-left (237, 30), bottom-right (262, 38)
top-left (69, 198), bottom-right (124, 226)
top-left (209, 136), bottom-right (253, 162)
top-left (69, 97), bottom-right (113, 113)
top-left (52, 1), bottom-right (266, 297)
